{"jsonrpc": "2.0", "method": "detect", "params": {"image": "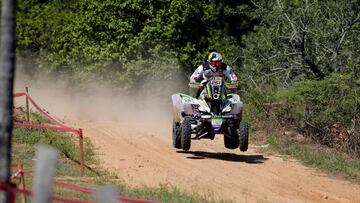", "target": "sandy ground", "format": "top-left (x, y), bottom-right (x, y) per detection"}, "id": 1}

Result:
top-left (67, 119), bottom-right (360, 203)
